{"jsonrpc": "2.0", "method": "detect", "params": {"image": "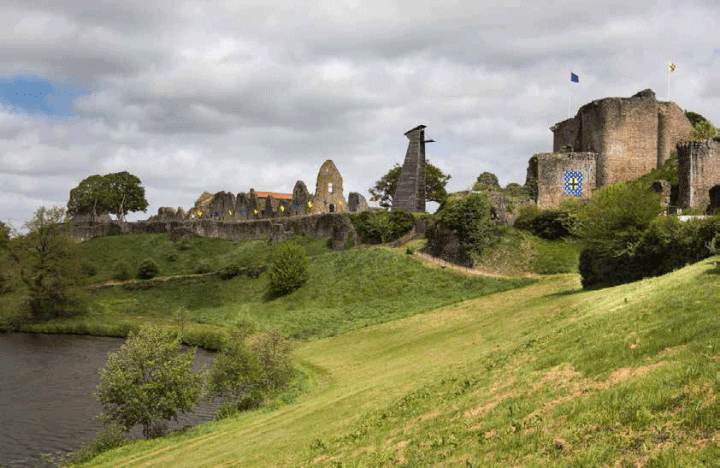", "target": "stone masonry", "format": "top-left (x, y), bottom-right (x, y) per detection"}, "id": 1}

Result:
top-left (536, 89), bottom-right (692, 208)
top-left (392, 125), bottom-right (429, 213)
top-left (536, 152), bottom-right (596, 209)
top-left (311, 160), bottom-right (347, 214)
top-left (677, 139), bottom-right (720, 210)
